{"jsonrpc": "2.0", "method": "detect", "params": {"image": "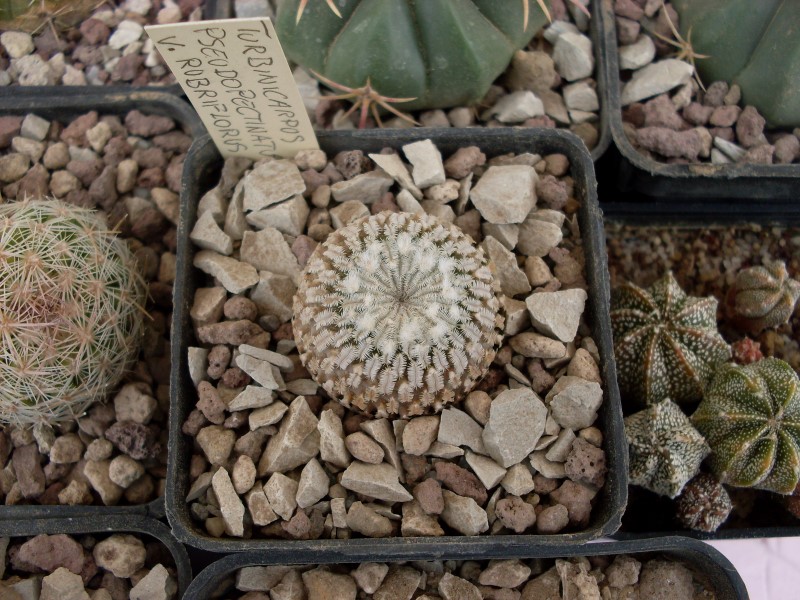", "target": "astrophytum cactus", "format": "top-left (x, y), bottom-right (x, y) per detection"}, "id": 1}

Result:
top-left (611, 271), bottom-right (730, 407)
top-left (625, 399), bottom-right (710, 498)
top-left (293, 211), bottom-right (503, 418)
top-left (692, 358), bottom-right (800, 495)
top-left (727, 261), bottom-right (800, 334)
top-left (0, 199), bottom-right (146, 426)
